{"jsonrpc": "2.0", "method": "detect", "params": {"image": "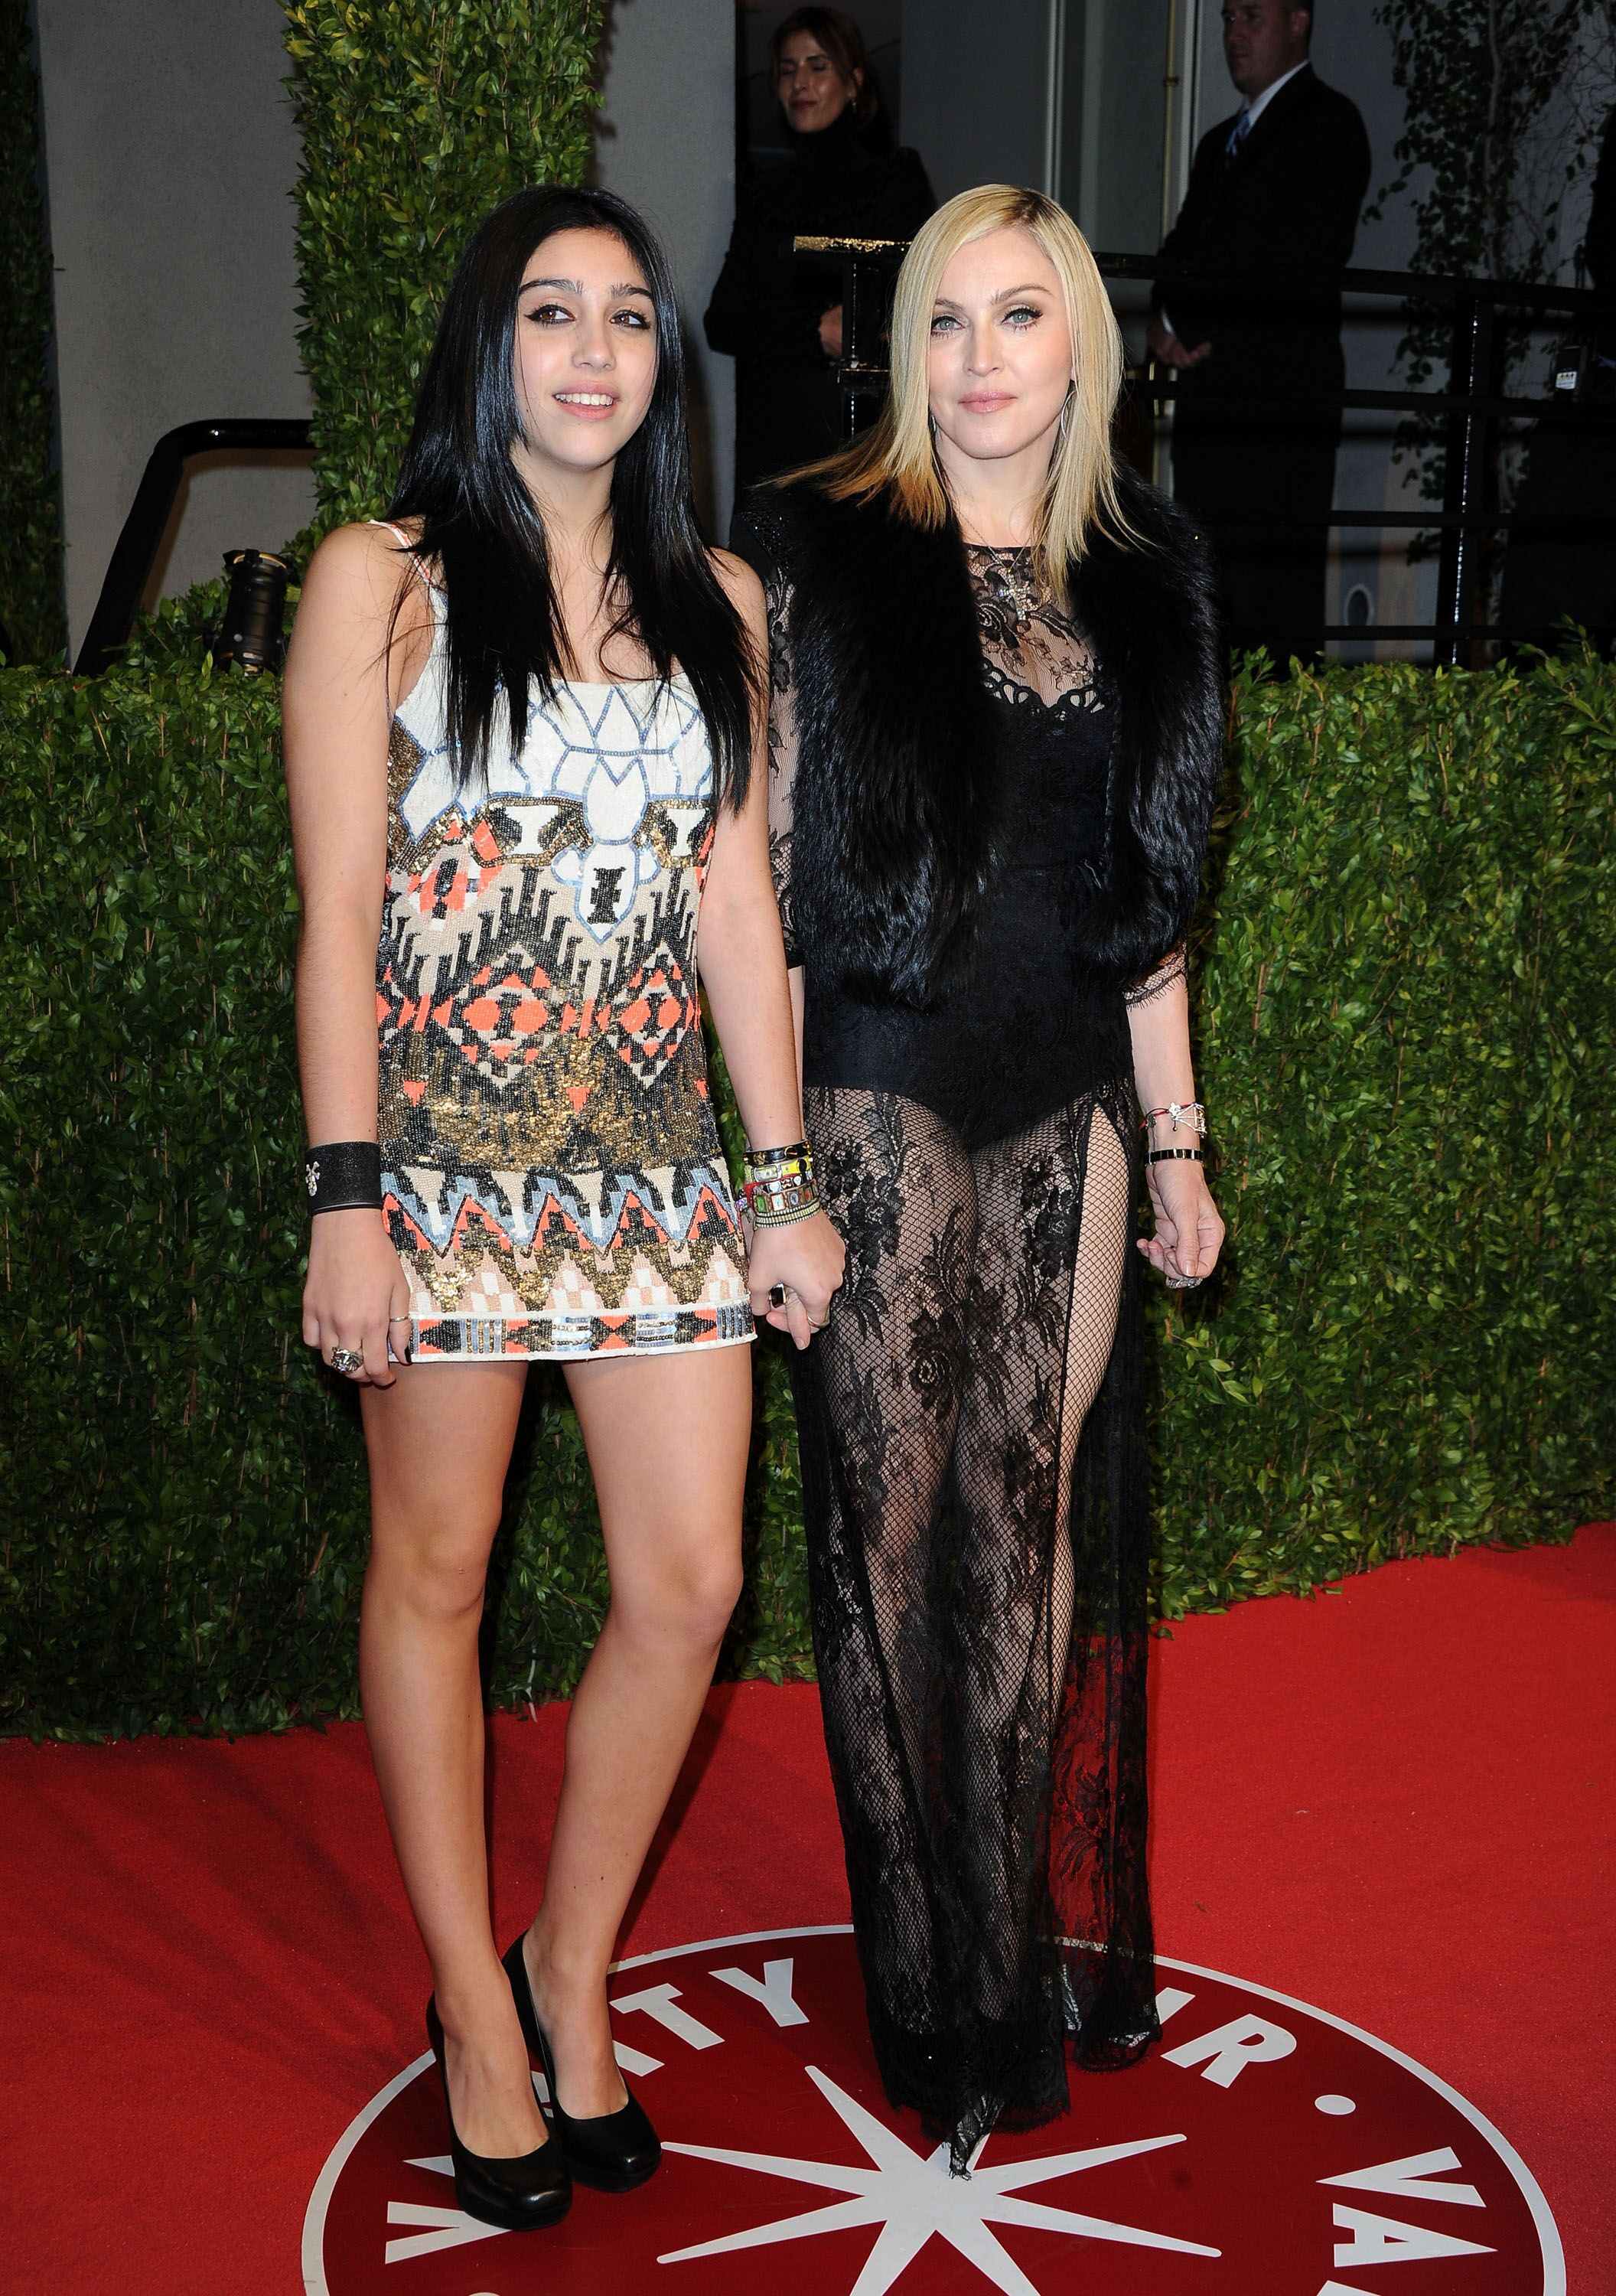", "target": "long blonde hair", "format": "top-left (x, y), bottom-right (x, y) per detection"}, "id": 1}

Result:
top-left (810, 184), bottom-right (1132, 594)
